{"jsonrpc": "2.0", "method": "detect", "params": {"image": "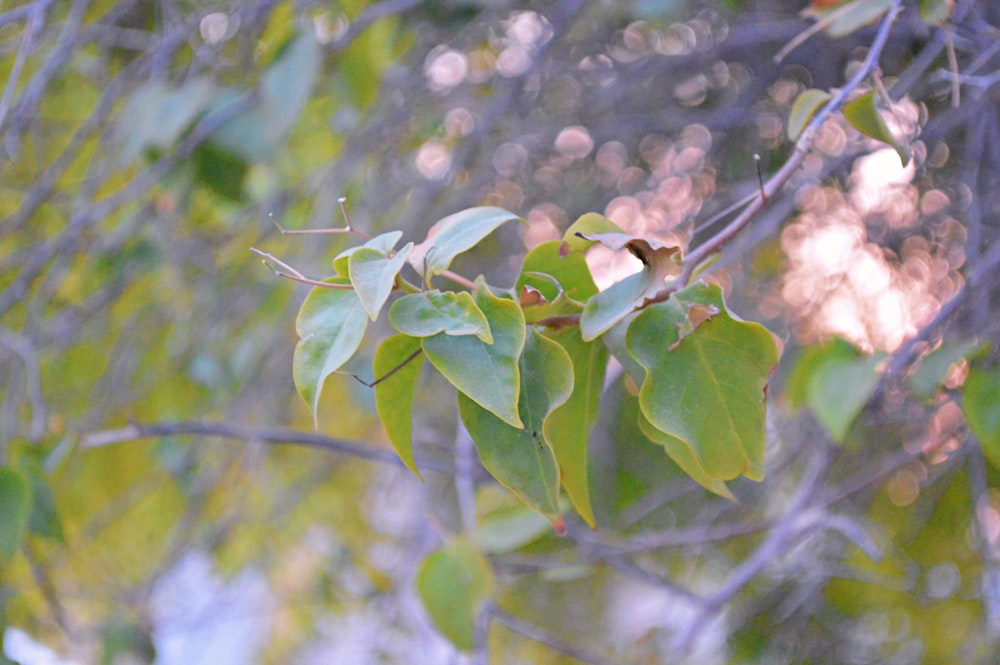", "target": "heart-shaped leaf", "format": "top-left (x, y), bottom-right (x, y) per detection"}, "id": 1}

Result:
top-left (416, 538), bottom-right (496, 652)
top-left (293, 278), bottom-right (368, 424)
top-left (333, 231), bottom-right (403, 275)
top-left (459, 328), bottom-right (572, 523)
top-left (373, 334), bottom-right (425, 477)
top-left (349, 243), bottom-right (413, 320)
top-left (389, 291), bottom-right (492, 343)
top-left (423, 281), bottom-right (525, 428)
top-left (626, 281), bottom-right (778, 481)
top-left (409, 207), bottom-right (523, 277)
